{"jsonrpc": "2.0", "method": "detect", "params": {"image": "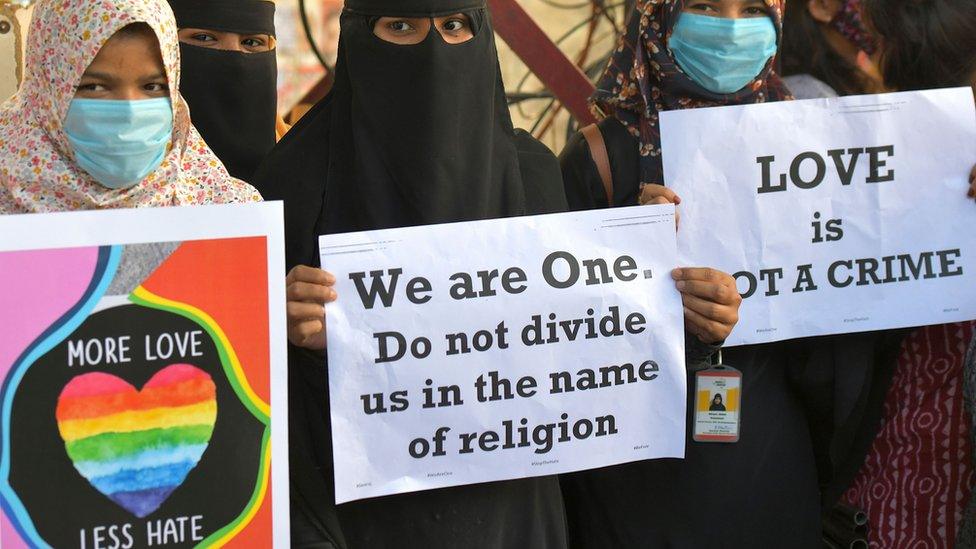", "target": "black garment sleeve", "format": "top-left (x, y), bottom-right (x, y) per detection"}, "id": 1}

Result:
top-left (251, 95), bottom-right (333, 271)
top-left (558, 117), bottom-right (641, 210)
top-left (958, 333), bottom-right (976, 546)
top-left (513, 129), bottom-right (569, 215)
top-left (559, 118), bottom-right (721, 369)
top-left (787, 330), bottom-right (907, 509)
top-left (686, 334), bottom-right (722, 368)
top-left (287, 348), bottom-right (349, 549)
